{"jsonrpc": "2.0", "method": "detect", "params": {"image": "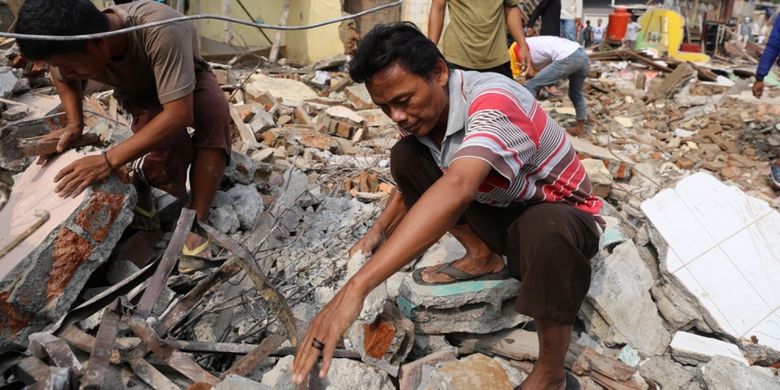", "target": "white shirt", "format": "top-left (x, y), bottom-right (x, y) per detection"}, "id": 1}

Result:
top-left (526, 36), bottom-right (582, 69)
top-left (627, 22), bottom-right (641, 40)
top-left (560, 0), bottom-right (582, 20)
top-left (593, 26), bottom-right (605, 41)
